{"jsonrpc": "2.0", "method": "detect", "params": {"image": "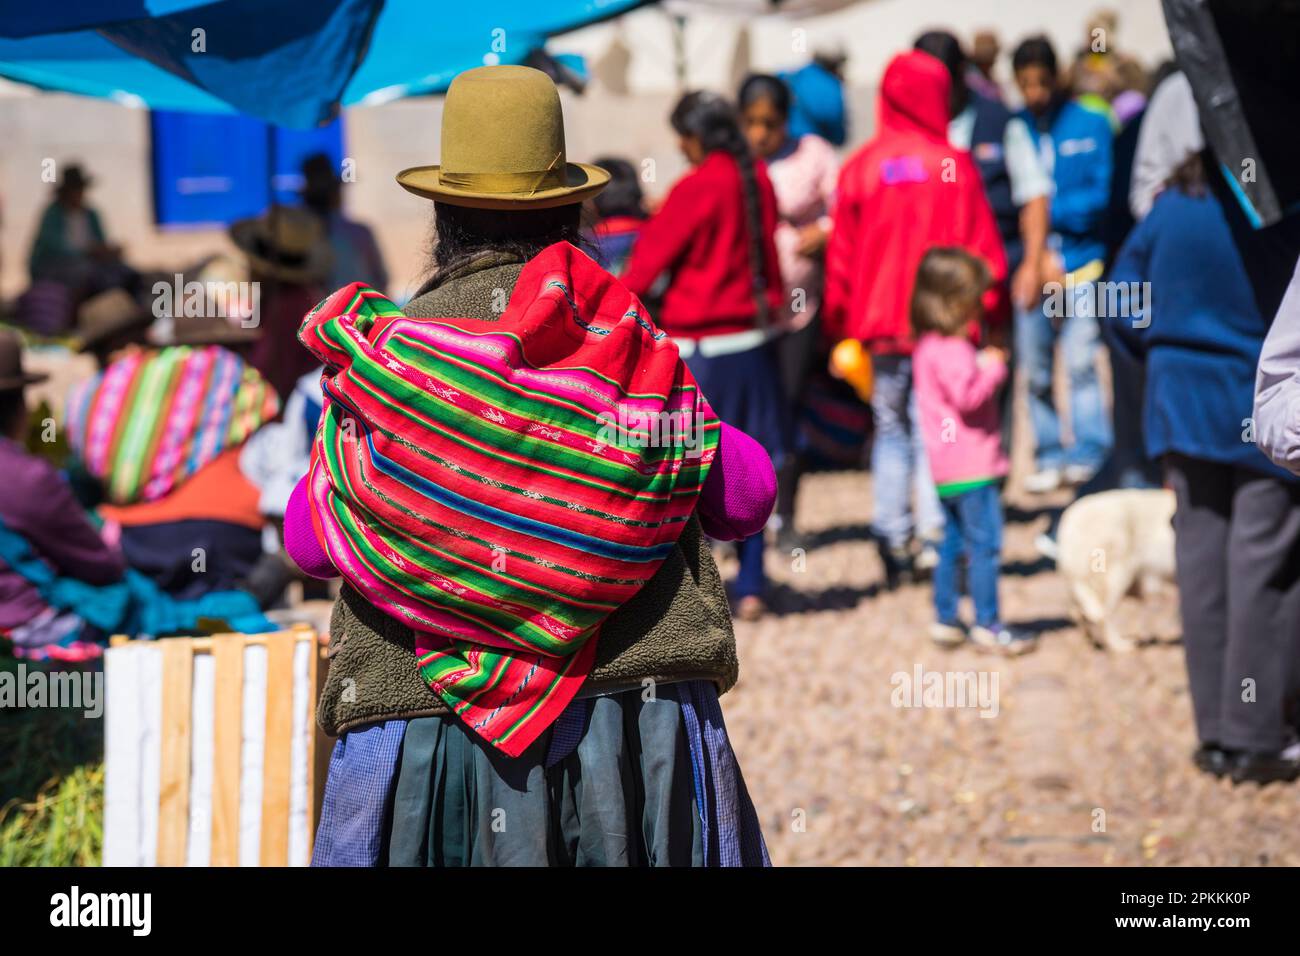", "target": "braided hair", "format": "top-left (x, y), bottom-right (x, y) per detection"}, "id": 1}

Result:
top-left (670, 91), bottom-right (769, 324)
